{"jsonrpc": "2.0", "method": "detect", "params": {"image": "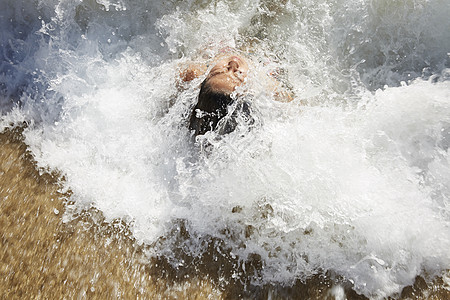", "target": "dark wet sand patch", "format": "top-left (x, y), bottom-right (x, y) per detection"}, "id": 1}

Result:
top-left (0, 127), bottom-right (448, 299)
